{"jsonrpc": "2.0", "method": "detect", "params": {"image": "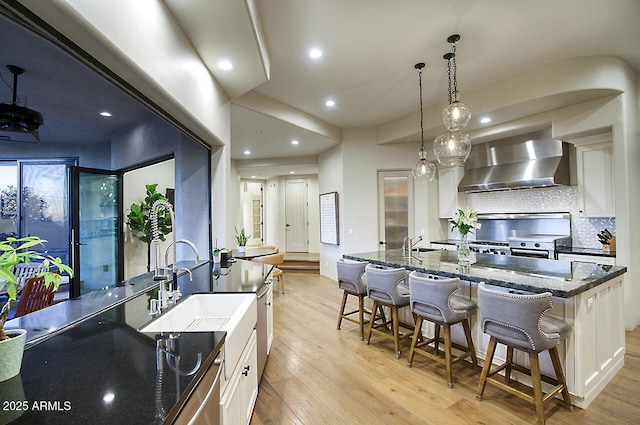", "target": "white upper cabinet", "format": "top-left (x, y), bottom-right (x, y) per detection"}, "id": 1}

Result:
top-left (438, 166), bottom-right (465, 218)
top-left (574, 135), bottom-right (614, 217)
